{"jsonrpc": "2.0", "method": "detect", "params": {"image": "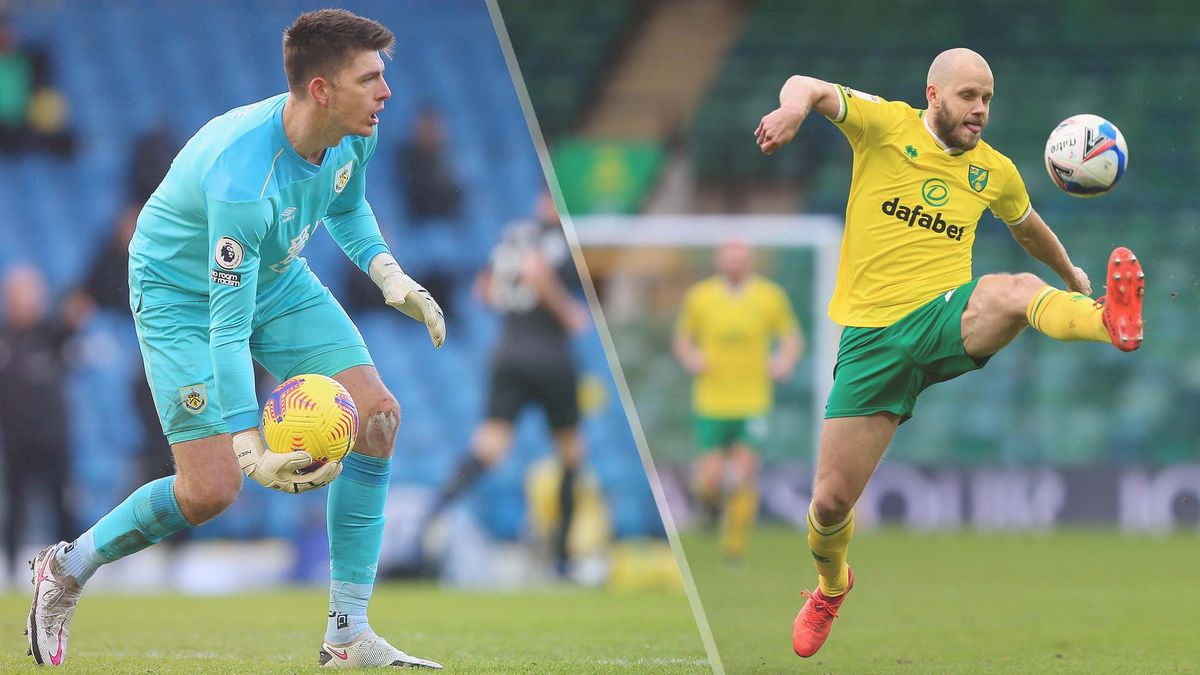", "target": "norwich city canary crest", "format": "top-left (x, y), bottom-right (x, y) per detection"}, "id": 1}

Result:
top-left (968, 164), bottom-right (989, 192)
top-left (180, 384), bottom-right (207, 415)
